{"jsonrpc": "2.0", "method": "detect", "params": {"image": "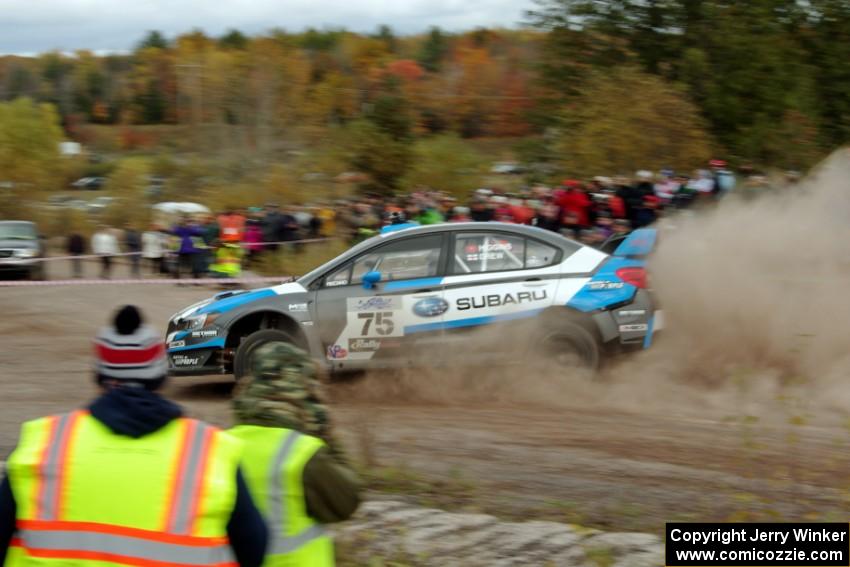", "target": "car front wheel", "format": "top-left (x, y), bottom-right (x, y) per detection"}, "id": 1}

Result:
top-left (233, 329), bottom-right (300, 380)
